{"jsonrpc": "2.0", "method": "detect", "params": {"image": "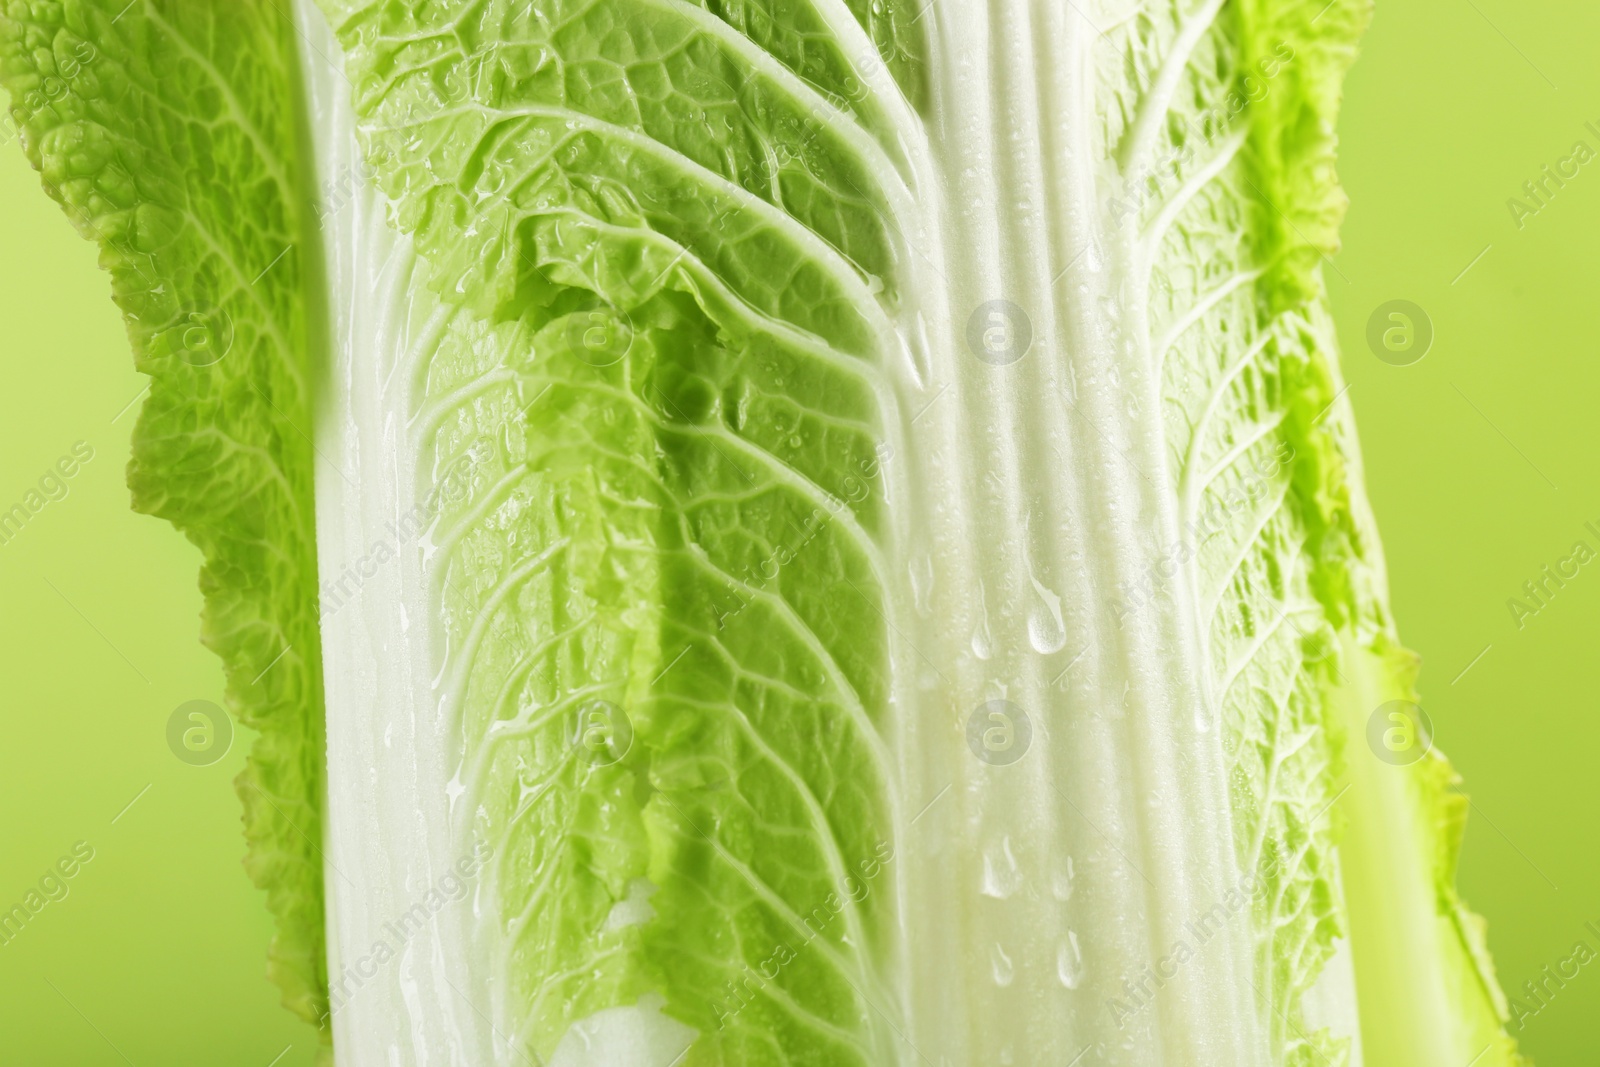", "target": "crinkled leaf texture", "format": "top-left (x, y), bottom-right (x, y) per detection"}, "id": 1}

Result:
top-left (0, 0), bottom-right (1527, 1065)
top-left (0, 0), bottom-right (331, 1035)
